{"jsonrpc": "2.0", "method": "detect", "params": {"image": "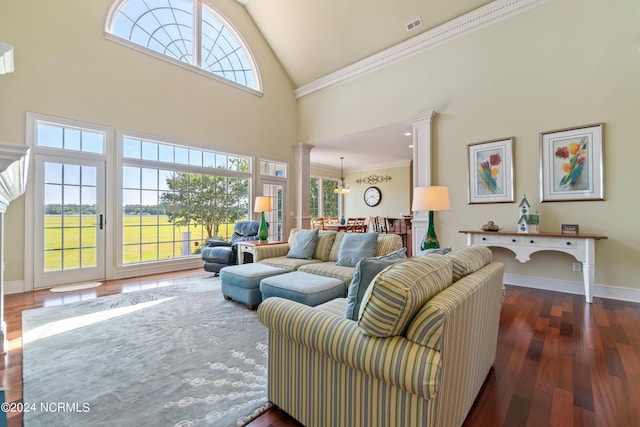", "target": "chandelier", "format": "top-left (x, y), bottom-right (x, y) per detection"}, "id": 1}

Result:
top-left (333, 157), bottom-right (350, 194)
